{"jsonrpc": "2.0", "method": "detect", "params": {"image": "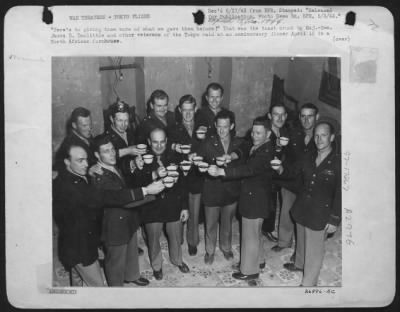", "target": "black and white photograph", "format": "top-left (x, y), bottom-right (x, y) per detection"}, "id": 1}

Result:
top-left (4, 5), bottom-right (395, 309)
top-left (51, 56), bottom-right (342, 288)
